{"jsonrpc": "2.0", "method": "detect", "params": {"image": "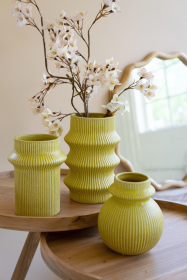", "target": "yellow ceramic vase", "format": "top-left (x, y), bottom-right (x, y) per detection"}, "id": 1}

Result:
top-left (64, 114), bottom-right (121, 204)
top-left (98, 172), bottom-right (164, 255)
top-left (8, 134), bottom-right (66, 217)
